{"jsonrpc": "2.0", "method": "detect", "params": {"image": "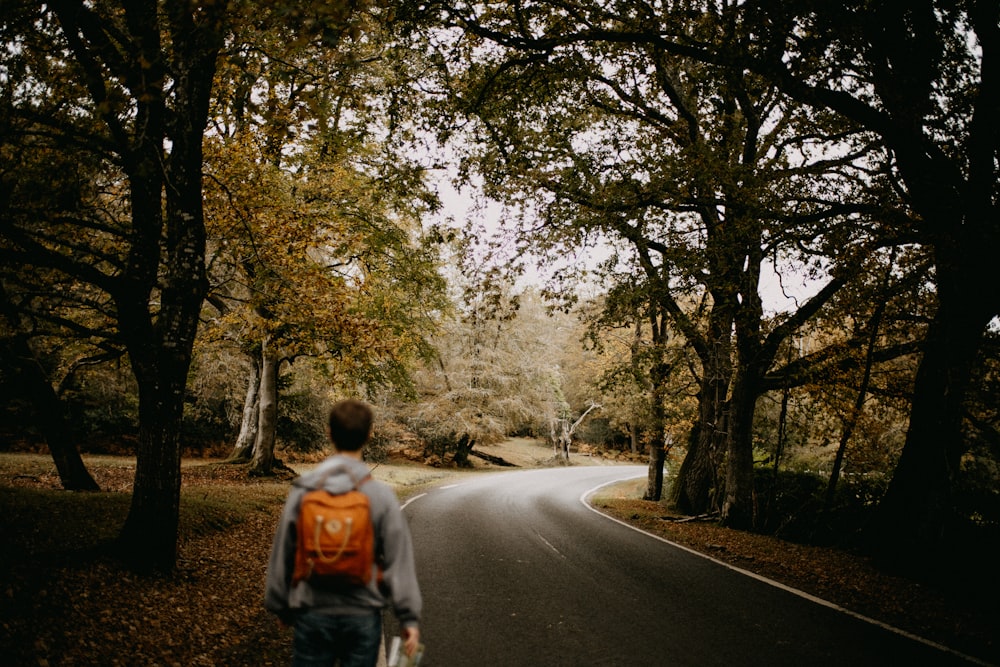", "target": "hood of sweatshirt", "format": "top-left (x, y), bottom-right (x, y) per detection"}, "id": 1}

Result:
top-left (294, 455), bottom-right (371, 494)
